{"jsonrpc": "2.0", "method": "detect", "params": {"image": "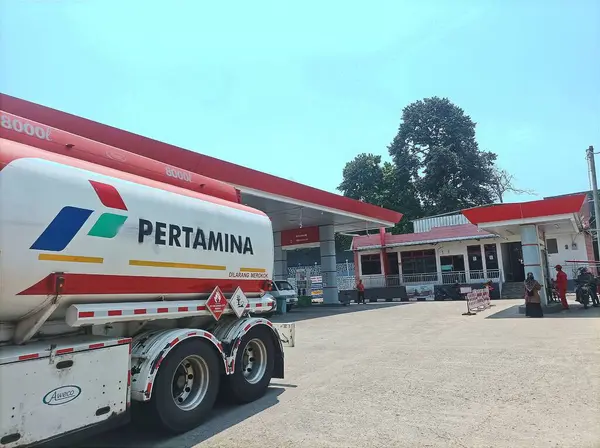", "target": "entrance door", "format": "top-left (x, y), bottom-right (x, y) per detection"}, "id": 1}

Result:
top-left (386, 252), bottom-right (399, 275)
top-left (506, 242), bottom-right (525, 282)
top-left (439, 255), bottom-right (466, 284)
top-left (467, 245), bottom-right (483, 275)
